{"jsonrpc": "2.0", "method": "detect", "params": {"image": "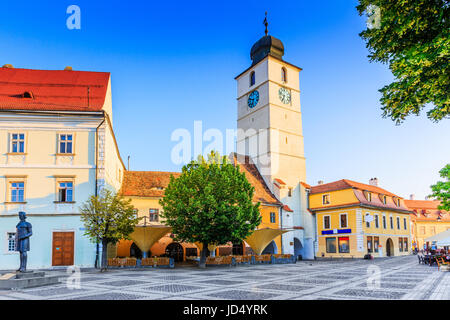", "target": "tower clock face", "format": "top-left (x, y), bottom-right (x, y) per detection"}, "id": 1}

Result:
top-left (247, 90), bottom-right (259, 109)
top-left (278, 87), bottom-right (291, 104)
